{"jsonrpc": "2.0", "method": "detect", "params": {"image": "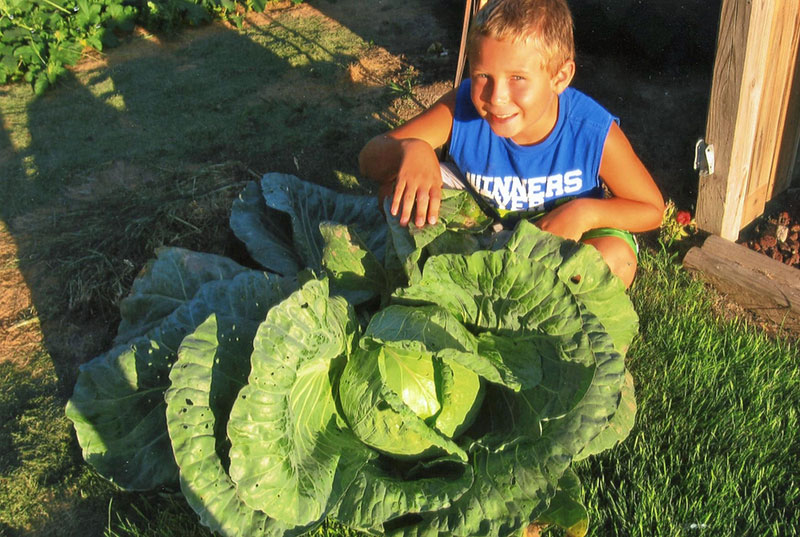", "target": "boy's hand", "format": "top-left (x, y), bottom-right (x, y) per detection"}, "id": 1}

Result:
top-left (535, 199), bottom-right (591, 241)
top-left (390, 138), bottom-right (443, 227)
